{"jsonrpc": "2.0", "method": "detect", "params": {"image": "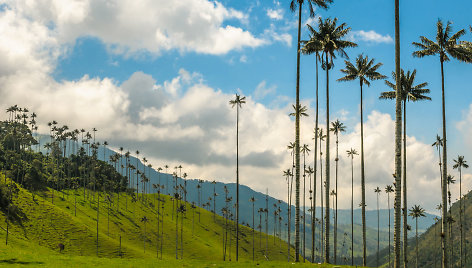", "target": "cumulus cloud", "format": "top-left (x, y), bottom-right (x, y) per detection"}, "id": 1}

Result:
top-left (350, 30), bottom-right (393, 44)
top-left (267, 8), bottom-right (283, 20)
top-left (3, 0), bottom-right (264, 56)
top-left (0, 0), bottom-right (463, 216)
